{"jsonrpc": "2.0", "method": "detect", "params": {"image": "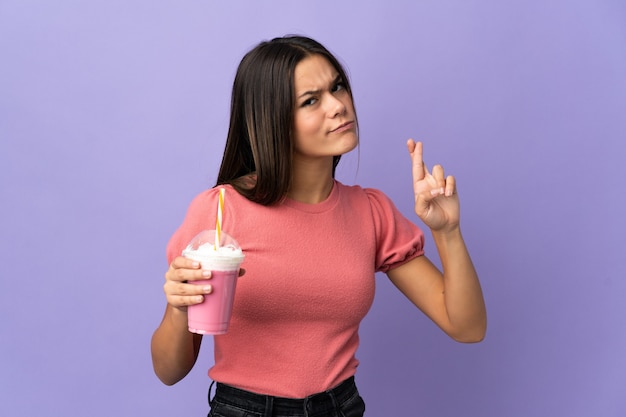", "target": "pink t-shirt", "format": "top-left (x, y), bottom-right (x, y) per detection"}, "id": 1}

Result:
top-left (166, 181), bottom-right (424, 398)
